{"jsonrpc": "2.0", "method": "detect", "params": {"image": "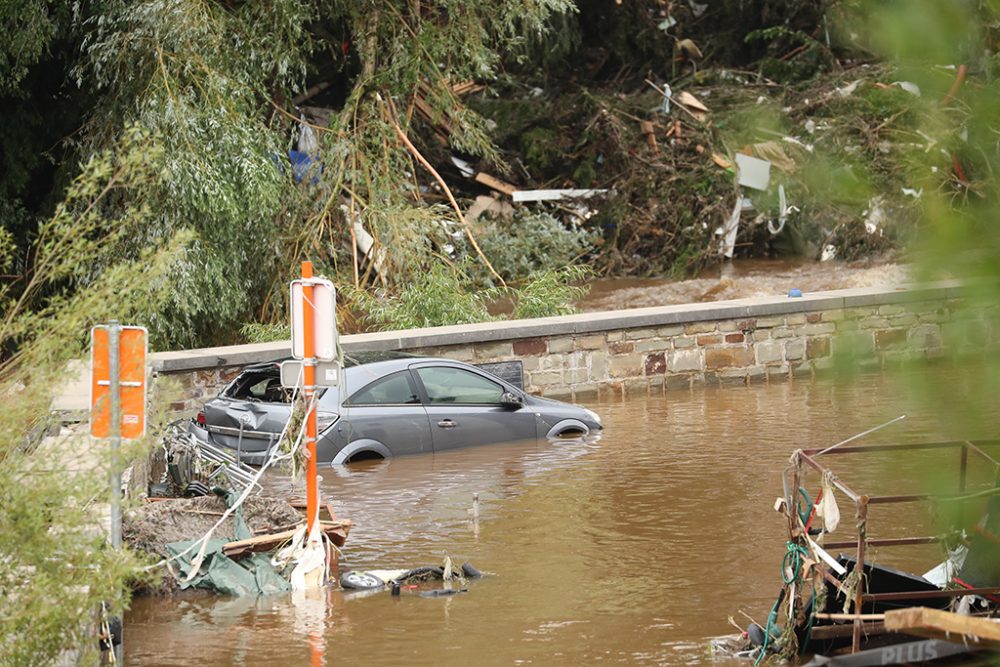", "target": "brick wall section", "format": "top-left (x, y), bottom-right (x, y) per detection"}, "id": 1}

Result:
top-left (152, 284), bottom-right (994, 409)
